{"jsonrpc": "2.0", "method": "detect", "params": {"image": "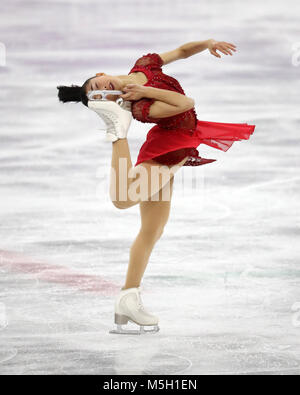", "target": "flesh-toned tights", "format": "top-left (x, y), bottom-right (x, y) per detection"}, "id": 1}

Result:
top-left (109, 138), bottom-right (188, 290)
